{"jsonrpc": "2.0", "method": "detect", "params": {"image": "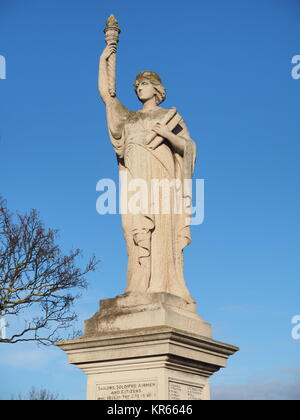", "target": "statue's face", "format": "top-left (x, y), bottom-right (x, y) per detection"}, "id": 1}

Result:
top-left (136, 79), bottom-right (156, 102)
